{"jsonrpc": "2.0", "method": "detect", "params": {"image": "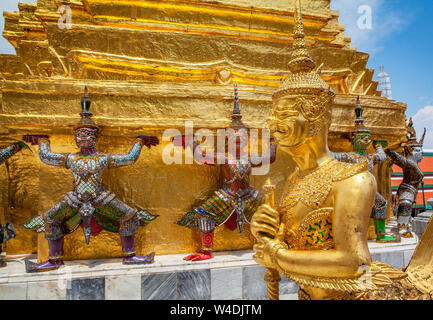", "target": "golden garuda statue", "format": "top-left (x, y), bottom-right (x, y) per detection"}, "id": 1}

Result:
top-left (250, 0), bottom-right (433, 300)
